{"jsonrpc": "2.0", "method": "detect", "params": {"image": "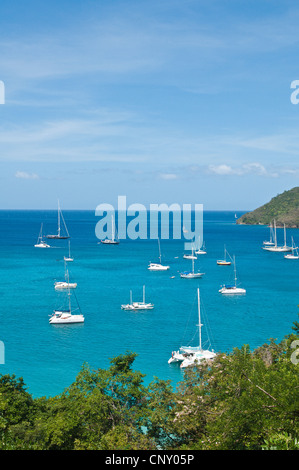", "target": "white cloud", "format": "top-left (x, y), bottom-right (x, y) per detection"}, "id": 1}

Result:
top-left (158, 173), bottom-right (178, 180)
top-left (15, 171), bottom-right (39, 179)
top-left (208, 162), bottom-right (278, 177)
